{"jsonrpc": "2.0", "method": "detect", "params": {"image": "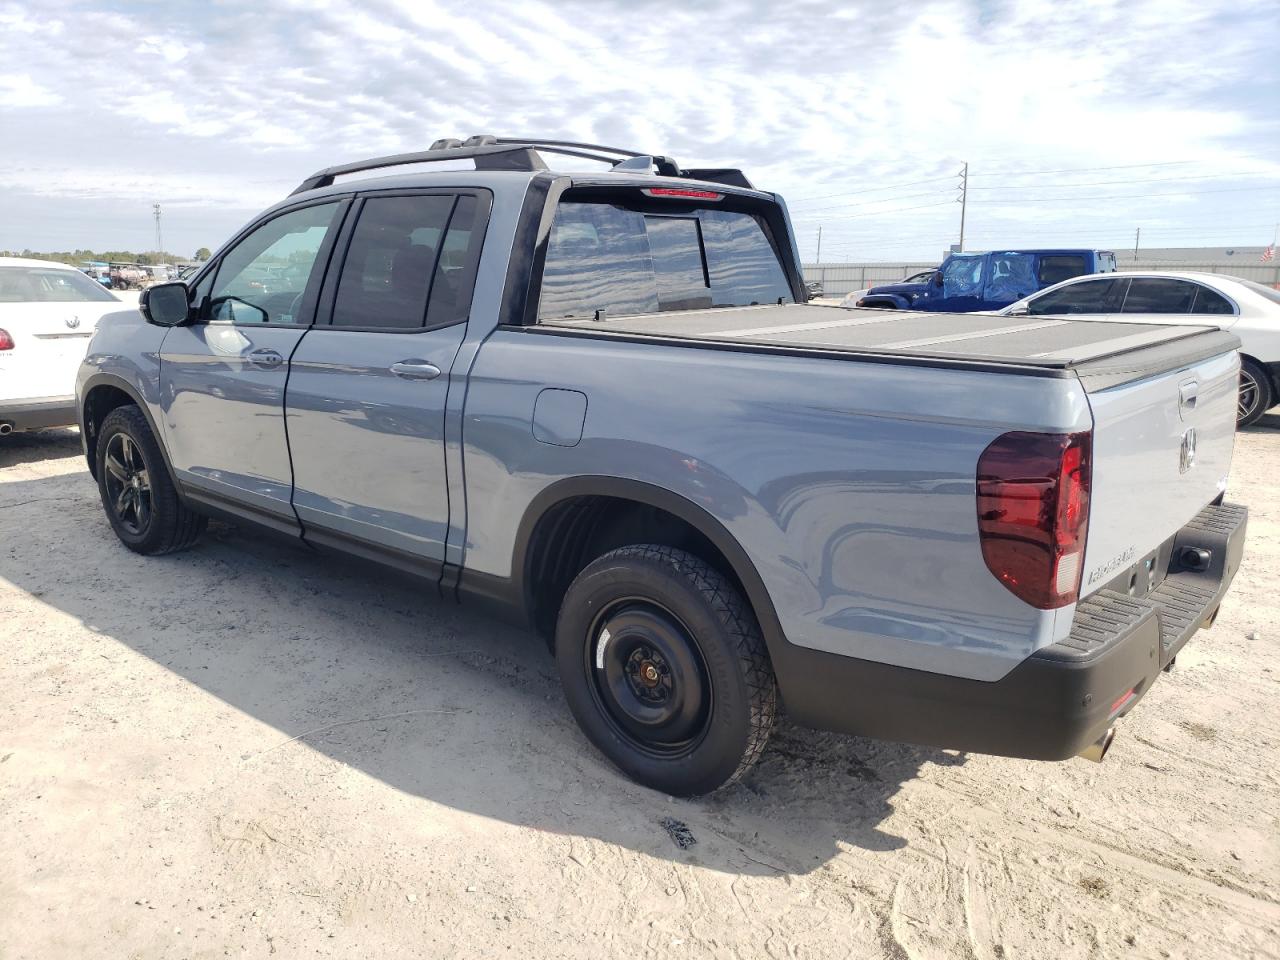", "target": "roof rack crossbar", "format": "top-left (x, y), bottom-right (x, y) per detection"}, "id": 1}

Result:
top-left (289, 136), bottom-right (755, 195)
top-left (492, 137), bottom-right (645, 159)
